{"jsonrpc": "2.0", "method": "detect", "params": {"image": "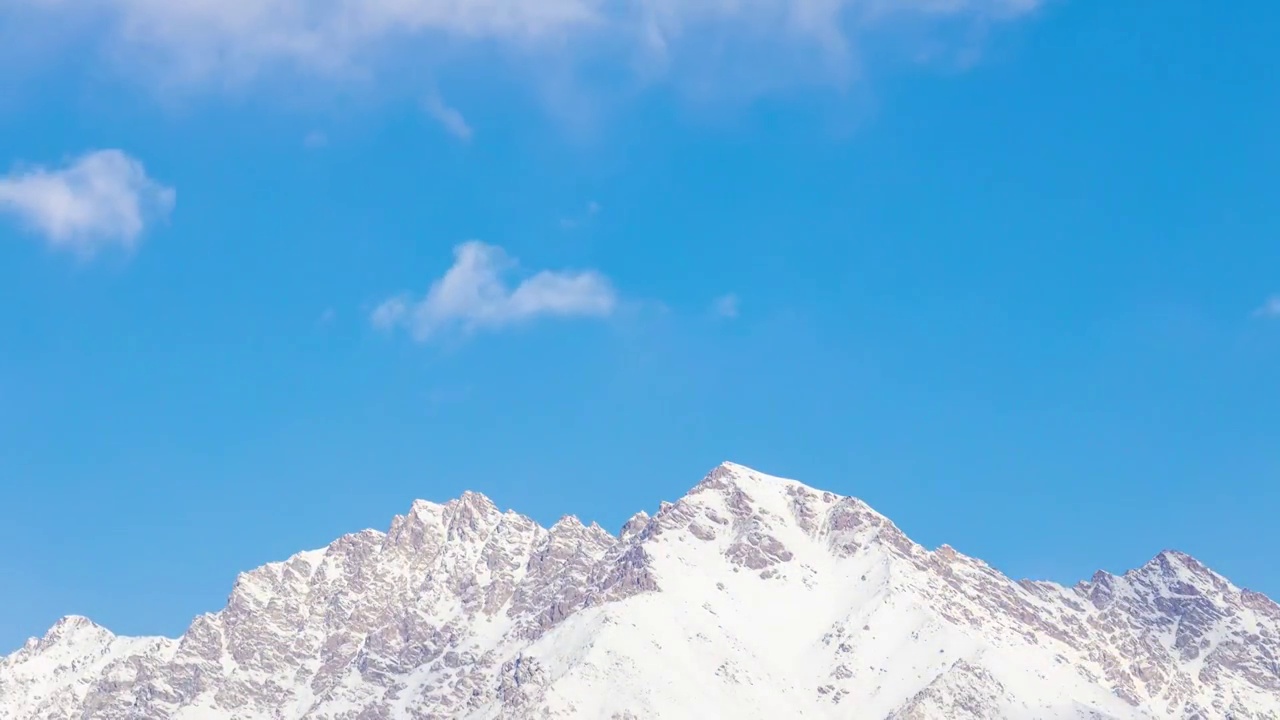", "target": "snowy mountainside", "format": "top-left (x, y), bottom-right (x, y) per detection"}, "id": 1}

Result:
top-left (2, 462), bottom-right (1277, 719)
